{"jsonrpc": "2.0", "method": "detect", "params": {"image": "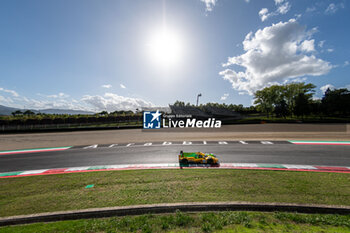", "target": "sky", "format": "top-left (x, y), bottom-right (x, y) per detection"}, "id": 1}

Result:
top-left (0, 0), bottom-right (349, 111)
